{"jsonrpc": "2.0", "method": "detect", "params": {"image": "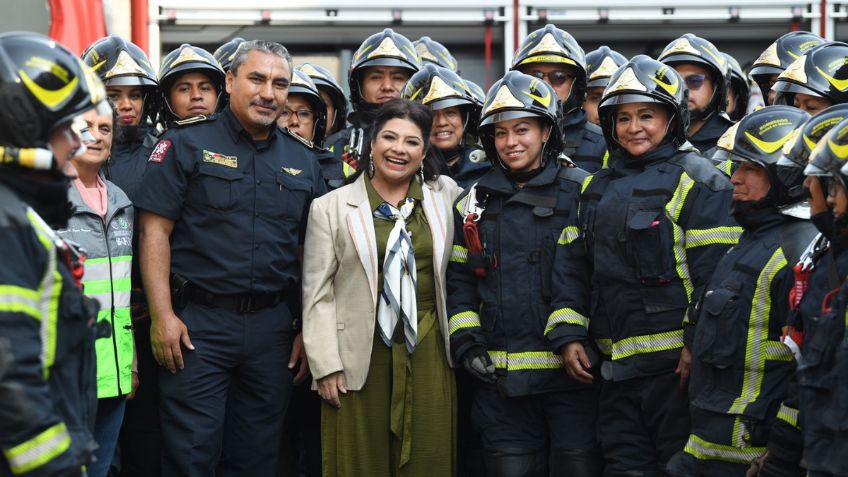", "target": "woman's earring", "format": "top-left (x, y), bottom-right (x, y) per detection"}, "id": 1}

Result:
top-left (417, 163), bottom-right (425, 184)
top-left (368, 153), bottom-right (375, 177)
